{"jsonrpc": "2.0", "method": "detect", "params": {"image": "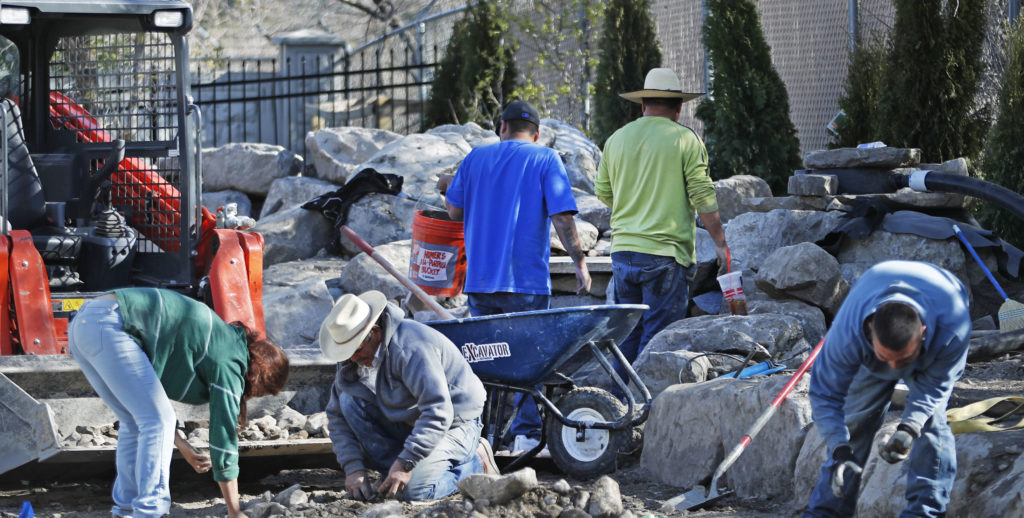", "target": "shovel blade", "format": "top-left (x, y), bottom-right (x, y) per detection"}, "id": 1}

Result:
top-left (662, 484), bottom-right (734, 512)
